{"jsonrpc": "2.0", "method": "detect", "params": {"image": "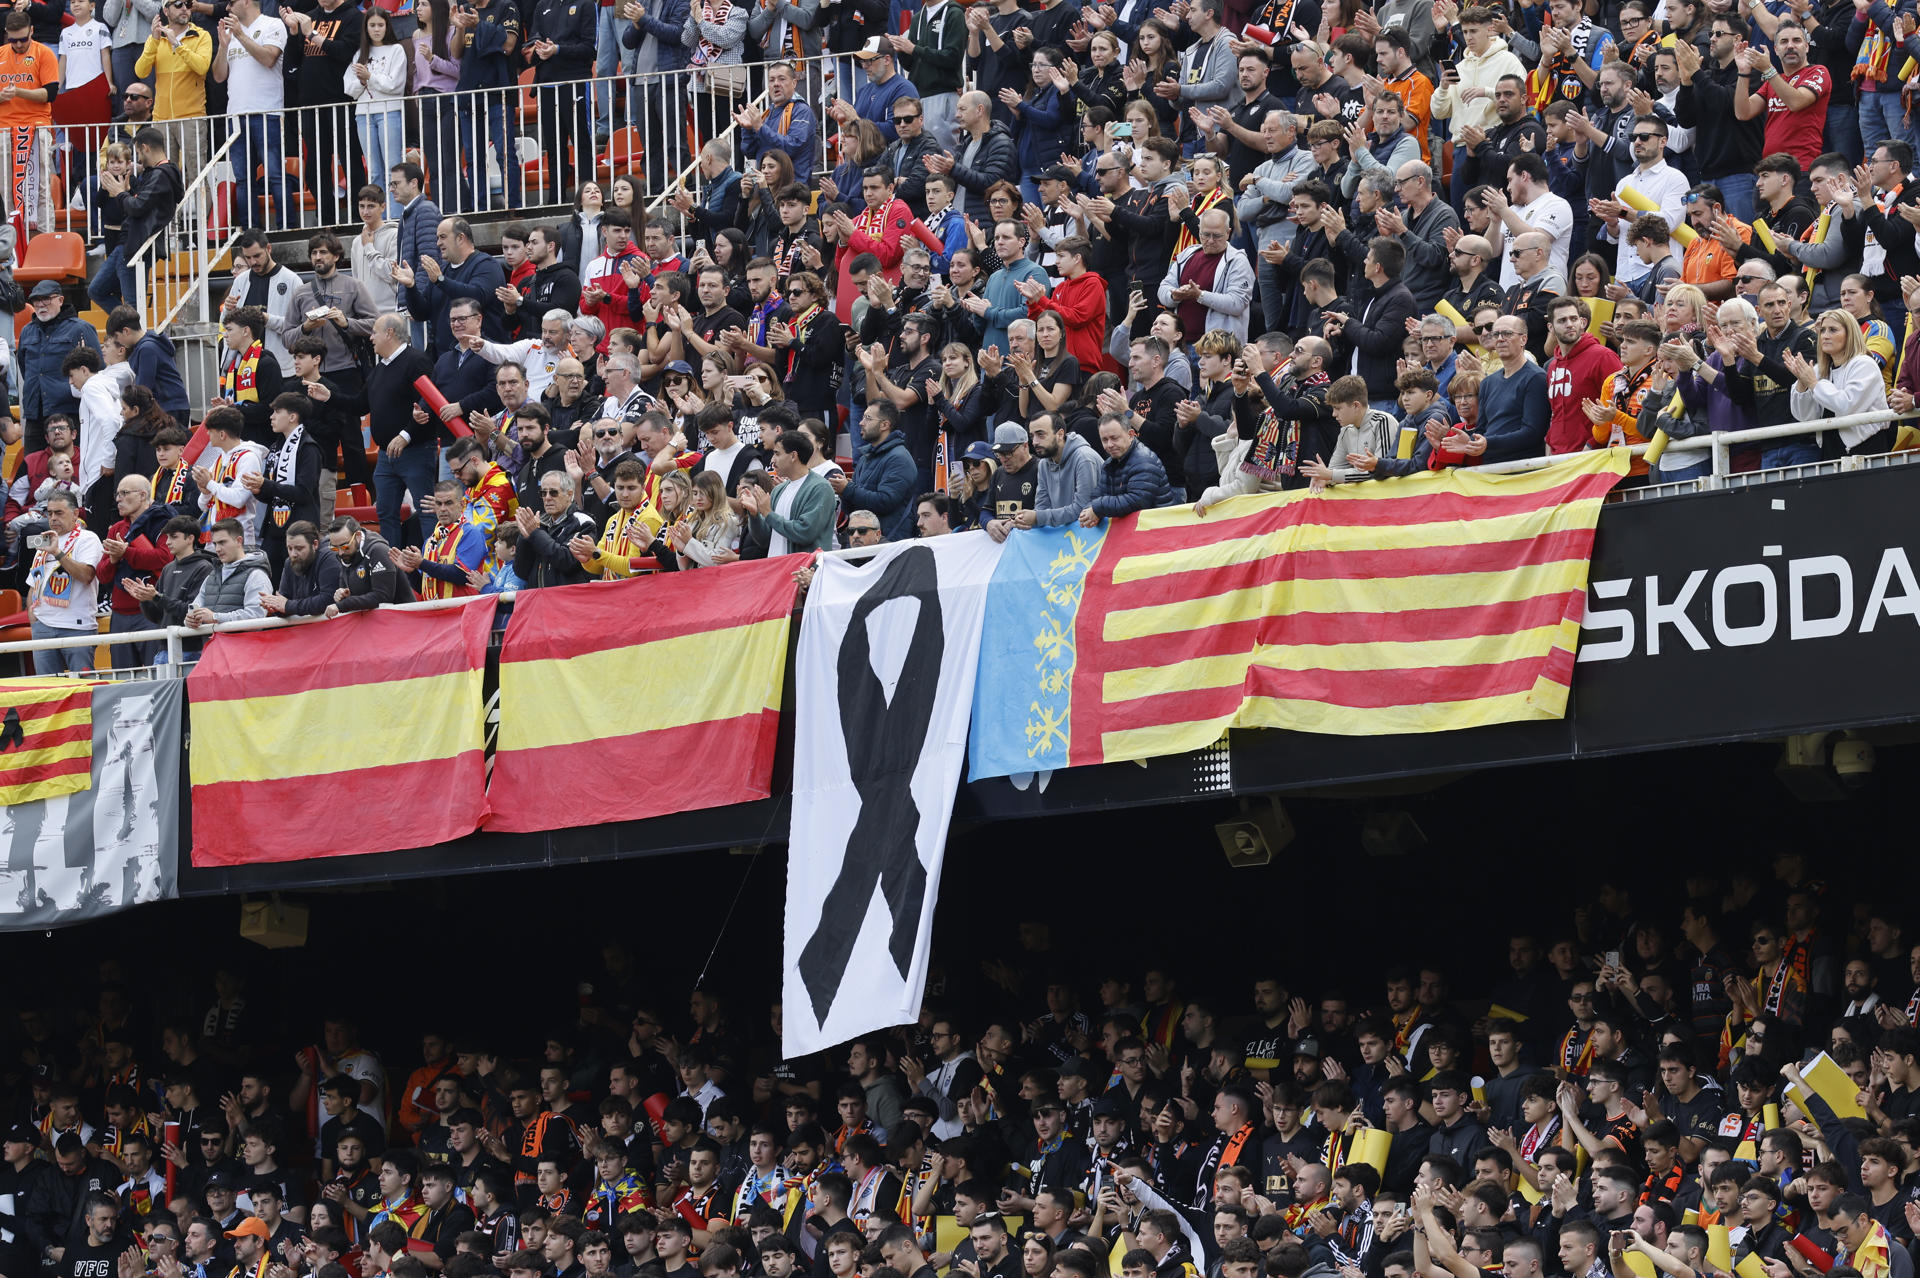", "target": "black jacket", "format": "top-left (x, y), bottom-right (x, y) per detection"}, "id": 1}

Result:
top-left (120, 161), bottom-right (183, 259)
top-left (1673, 55), bottom-right (1763, 180)
top-left (514, 509), bottom-right (597, 587)
top-left (138, 547), bottom-right (218, 626)
top-left (526, 0), bottom-right (594, 79)
top-left (950, 121), bottom-right (1019, 201)
top-left (517, 262), bottom-right (583, 341)
top-left (336, 533), bottom-right (418, 611)
top-left (874, 133), bottom-right (943, 218)
top-left (1333, 279), bottom-right (1420, 402)
top-left (277, 547), bottom-right (345, 616)
top-left (256, 433), bottom-right (323, 538)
